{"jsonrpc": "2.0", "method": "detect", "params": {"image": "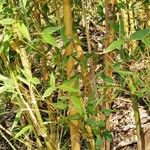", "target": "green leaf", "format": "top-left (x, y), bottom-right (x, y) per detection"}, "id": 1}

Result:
top-left (102, 109), bottom-right (114, 116)
top-left (50, 73), bottom-right (55, 88)
top-left (130, 28), bottom-right (150, 40)
top-left (99, 72), bottom-right (114, 83)
top-left (119, 48), bottom-right (130, 62)
top-left (0, 74), bottom-right (9, 81)
top-left (109, 21), bottom-right (119, 33)
top-left (116, 70), bottom-right (134, 76)
top-left (31, 77), bottom-right (40, 85)
top-left (14, 125), bottom-right (32, 139)
top-left (87, 101), bottom-right (96, 115)
top-left (22, 0), bottom-right (27, 7)
top-left (0, 18), bottom-right (15, 25)
top-left (129, 81), bottom-right (136, 93)
top-left (142, 37), bottom-right (150, 48)
top-left (67, 114), bottom-right (81, 120)
top-left (3, 78), bottom-right (13, 89)
top-left (119, 18), bottom-right (125, 37)
top-left (0, 4), bottom-right (3, 13)
top-left (59, 85), bottom-right (80, 93)
top-left (96, 136), bottom-right (103, 150)
top-left (99, 121), bottom-right (105, 129)
top-left (17, 22), bottom-right (31, 41)
top-left (3, 32), bottom-right (11, 42)
top-left (104, 39), bottom-right (125, 53)
top-left (11, 110), bottom-right (23, 131)
top-left (53, 101), bottom-right (68, 110)
top-left (42, 87), bottom-right (56, 98)
top-left (43, 26), bottom-right (62, 34)
top-left (70, 96), bottom-right (84, 115)
top-left (59, 78), bottom-right (80, 93)
top-left (86, 118), bottom-right (98, 127)
top-left (103, 130), bottom-right (112, 142)
top-left (17, 76), bottom-right (29, 86)
top-left (42, 32), bottom-right (57, 47)
top-left (20, 69), bottom-right (32, 81)
top-left (60, 27), bottom-right (70, 46)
